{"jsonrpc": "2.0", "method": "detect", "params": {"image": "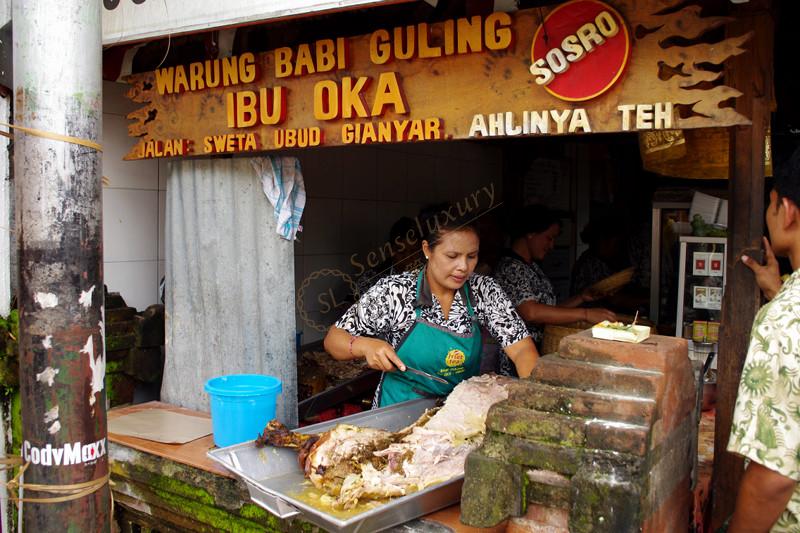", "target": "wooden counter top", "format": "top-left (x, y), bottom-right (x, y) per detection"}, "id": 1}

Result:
top-left (108, 401), bottom-right (231, 478)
